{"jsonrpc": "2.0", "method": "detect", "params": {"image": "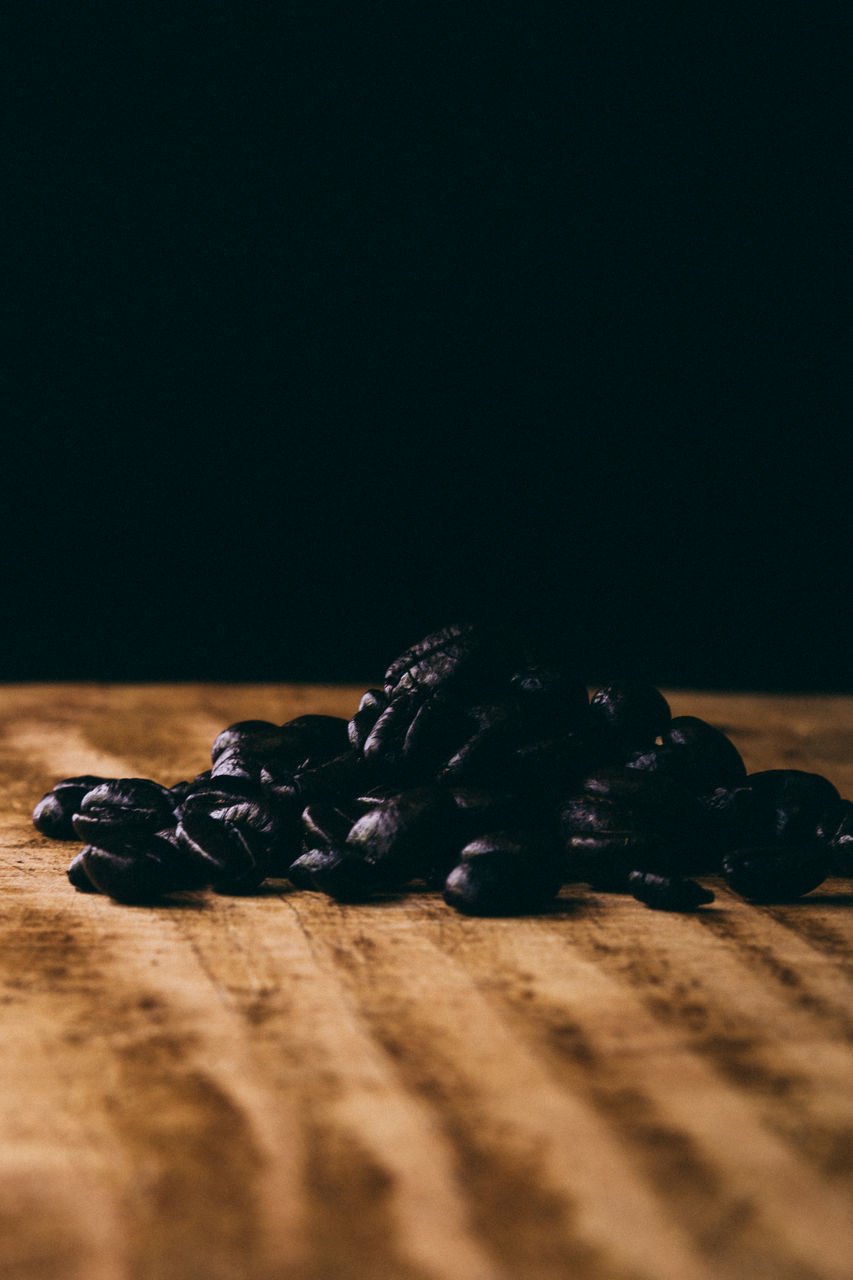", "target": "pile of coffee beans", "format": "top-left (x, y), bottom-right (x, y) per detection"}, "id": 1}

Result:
top-left (32, 624), bottom-right (853, 914)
